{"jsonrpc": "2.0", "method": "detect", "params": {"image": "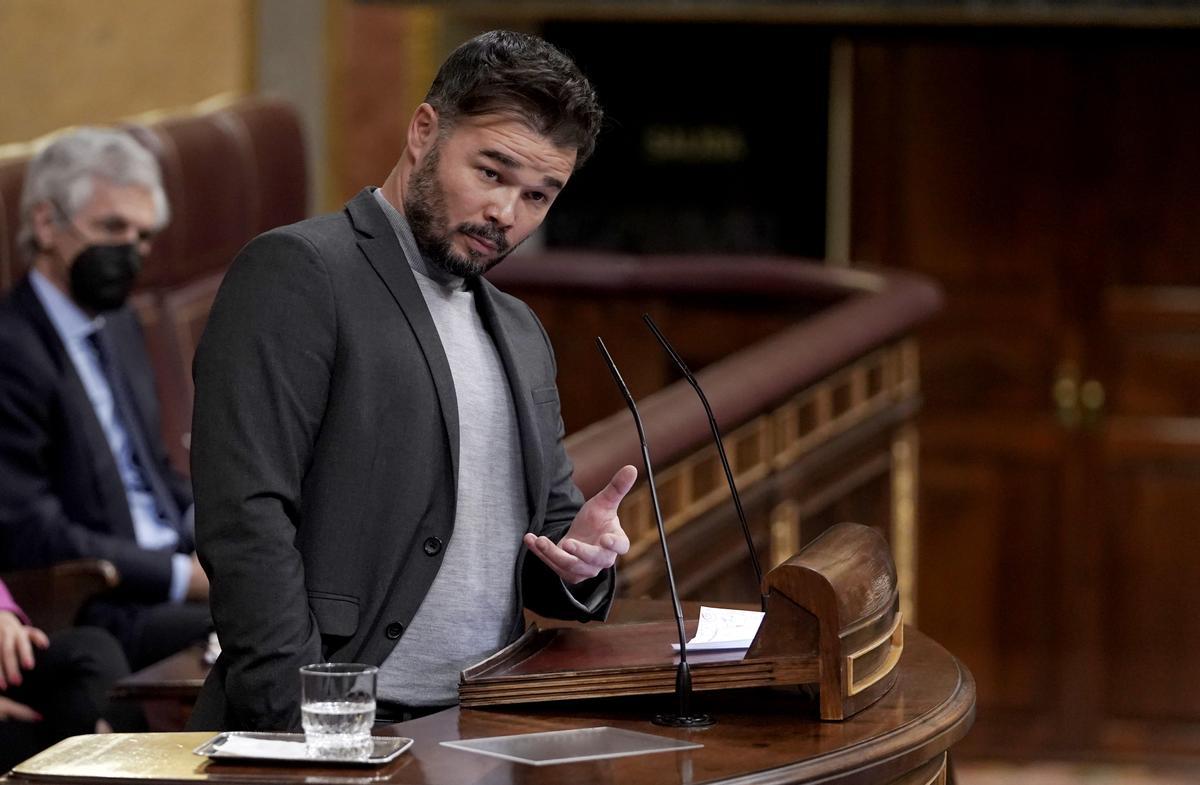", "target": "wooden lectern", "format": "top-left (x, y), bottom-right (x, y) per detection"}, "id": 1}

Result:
top-left (461, 521), bottom-right (902, 721)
